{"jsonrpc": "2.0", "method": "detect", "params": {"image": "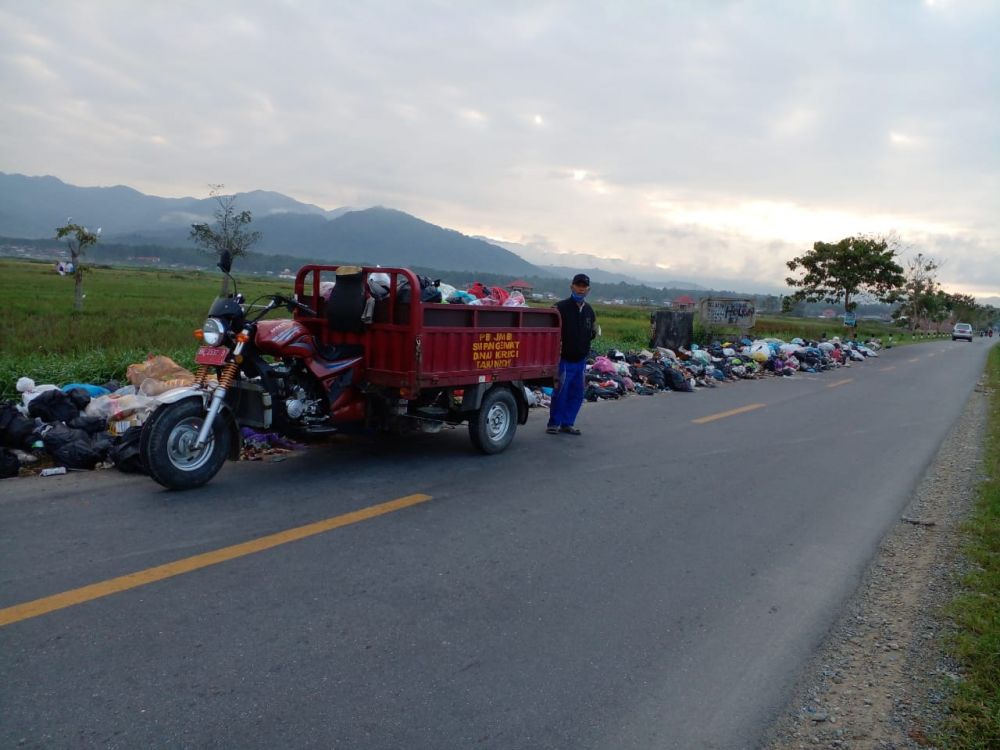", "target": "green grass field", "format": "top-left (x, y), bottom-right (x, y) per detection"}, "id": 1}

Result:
top-left (938, 345), bottom-right (1000, 748)
top-left (0, 259), bottom-right (294, 398)
top-left (0, 258), bottom-right (921, 400)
